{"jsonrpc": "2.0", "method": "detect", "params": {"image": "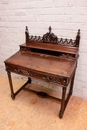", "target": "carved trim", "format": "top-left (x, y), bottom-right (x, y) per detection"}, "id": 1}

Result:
top-left (25, 26), bottom-right (80, 47)
top-left (5, 64), bottom-right (69, 86)
top-left (42, 26), bottom-right (58, 43)
top-left (29, 35), bottom-right (43, 42)
top-left (20, 46), bottom-right (31, 53)
top-left (20, 46), bottom-right (76, 60)
top-left (59, 53), bottom-right (76, 60)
